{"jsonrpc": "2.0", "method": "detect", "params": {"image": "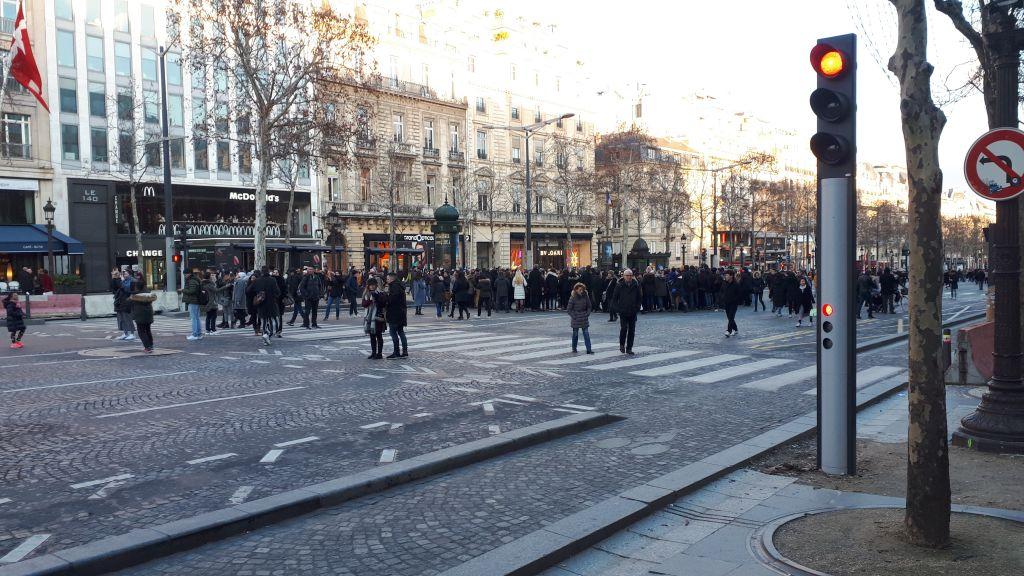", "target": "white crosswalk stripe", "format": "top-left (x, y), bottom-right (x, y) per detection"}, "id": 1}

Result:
top-left (740, 365), bottom-right (818, 391)
top-left (538, 346), bottom-right (657, 365)
top-left (461, 338), bottom-right (555, 356)
top-left (419, 335), bottom-right (523, 351)
top-left (630, 354), bottom-right (747, 377)
top-left (803, 365), bottom-right (906, 395)
top-left (404, 331), bottom-right (479, 345)
top-left (584, 350), bottom-right (701, 371)
top-left (685, 358), bottom-right (794, 384)
top-left (502, 342), bottom-right (620, 361)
